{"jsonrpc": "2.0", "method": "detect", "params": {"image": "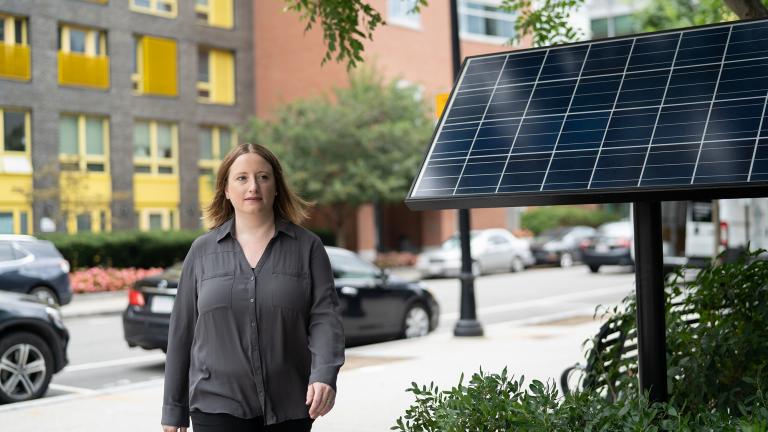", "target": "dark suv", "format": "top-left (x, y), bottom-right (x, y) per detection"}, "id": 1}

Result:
top-left (0, 290), bottom-right (69, 403)
top-left (0, 235), bottom-right (72, 306)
